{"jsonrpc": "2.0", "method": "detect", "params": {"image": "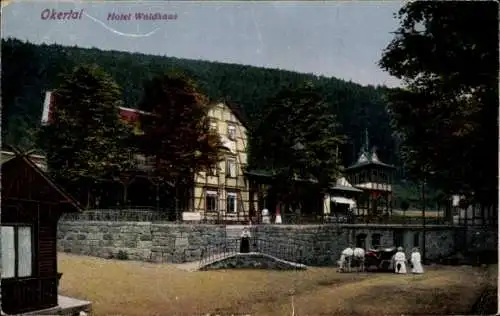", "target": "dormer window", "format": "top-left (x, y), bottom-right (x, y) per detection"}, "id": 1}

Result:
top-left (358, 153), bottom-right (368, 163)
top-left (228, 125), bottom-right (236, 141)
